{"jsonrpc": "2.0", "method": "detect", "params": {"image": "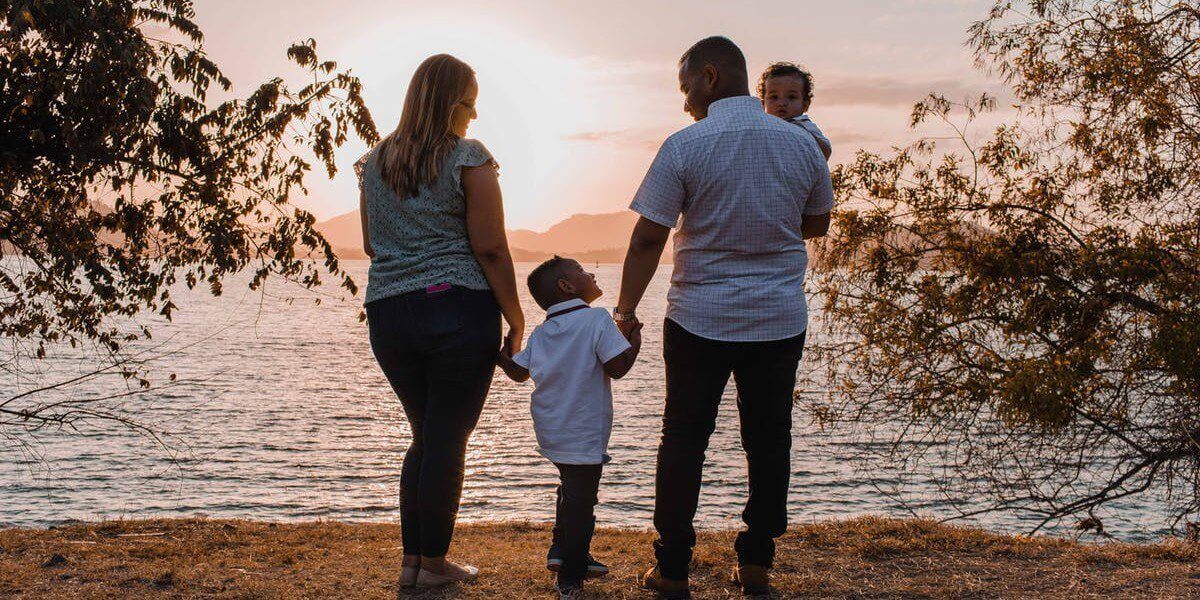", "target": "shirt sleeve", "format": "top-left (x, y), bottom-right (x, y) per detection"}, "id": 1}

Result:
top-left (353, 148), bottom-right (375, 190)
top-left (804, 156), bottom-right (835, 216)
top-left (452, 138), bottom-right (498, 192)
top-left (629, 138), bottom-right (686, 228)
top-left (594, 312), bottom-right (632, 363)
